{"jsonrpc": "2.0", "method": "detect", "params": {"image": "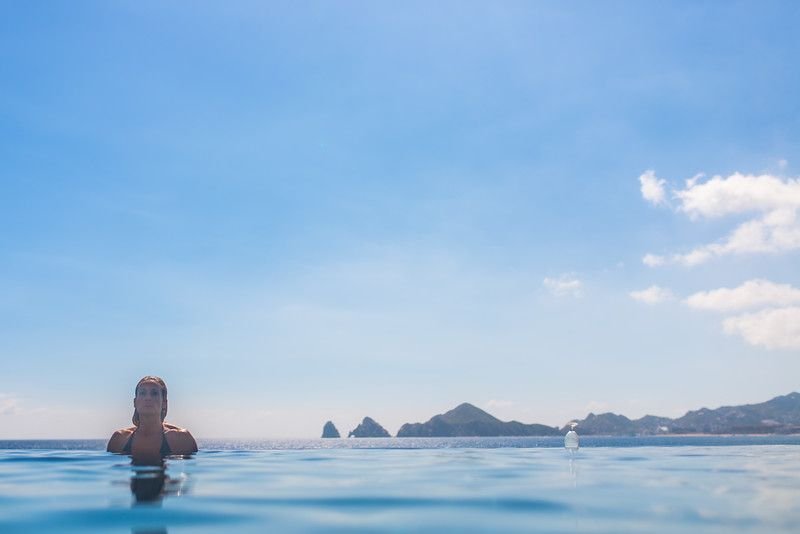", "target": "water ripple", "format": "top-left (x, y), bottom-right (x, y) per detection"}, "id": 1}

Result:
top-left (1, 439), bottom-right (799, 532)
